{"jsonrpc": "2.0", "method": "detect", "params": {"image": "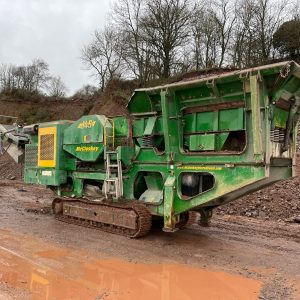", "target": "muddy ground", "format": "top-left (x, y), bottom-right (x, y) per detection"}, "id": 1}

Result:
top-left (0, 180), bottom-right (299, 299)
